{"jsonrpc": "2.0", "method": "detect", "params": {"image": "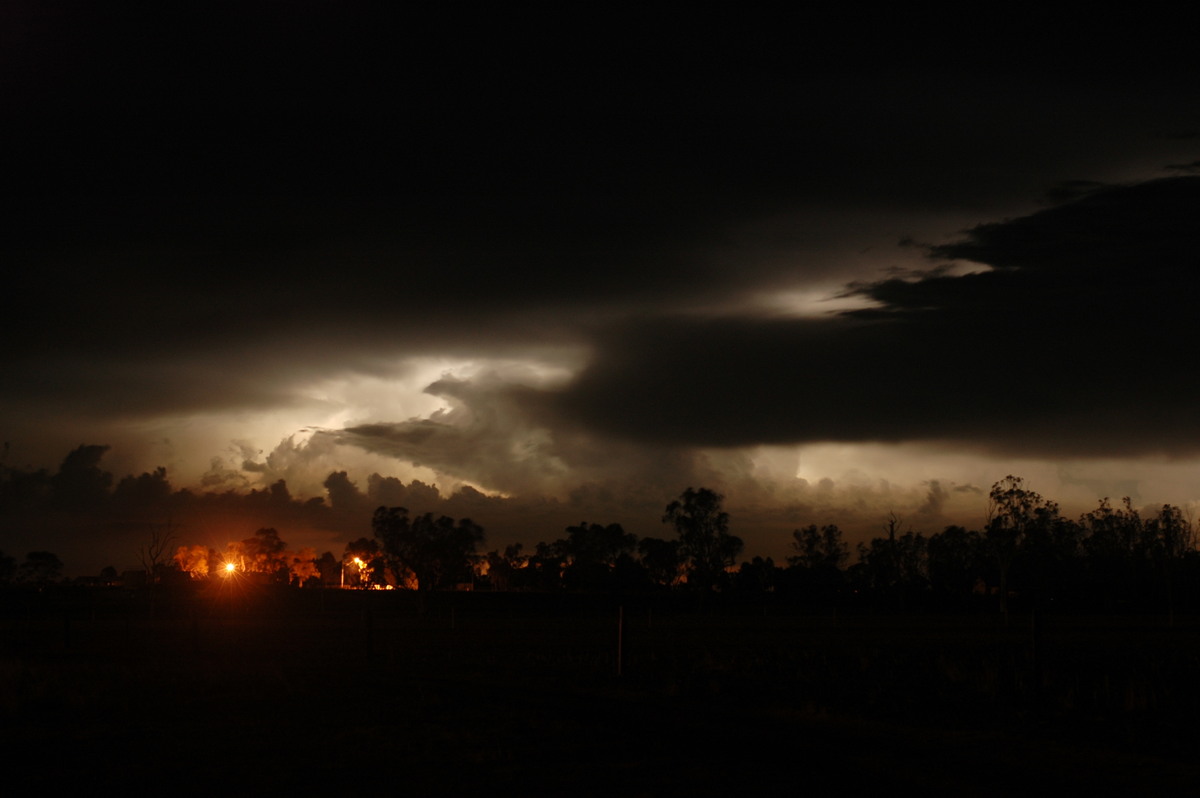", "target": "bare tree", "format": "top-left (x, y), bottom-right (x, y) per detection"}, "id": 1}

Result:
top-left (139, 520), bottom-right (178, 584)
